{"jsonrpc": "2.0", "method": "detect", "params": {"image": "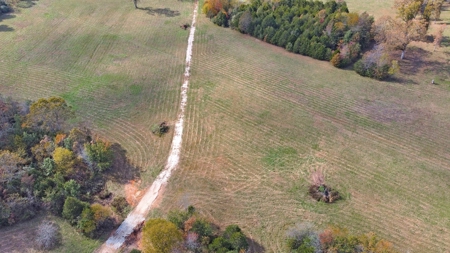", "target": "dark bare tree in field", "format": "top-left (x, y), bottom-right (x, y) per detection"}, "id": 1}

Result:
top-left (133, 0), bottom-right (139, 9)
